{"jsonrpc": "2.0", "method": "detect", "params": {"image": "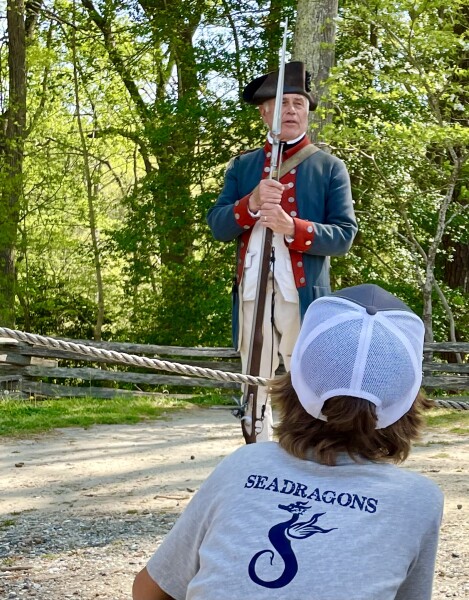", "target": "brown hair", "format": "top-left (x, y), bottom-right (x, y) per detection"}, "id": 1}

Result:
top-left (270, 372), bottom-right (433, 466)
